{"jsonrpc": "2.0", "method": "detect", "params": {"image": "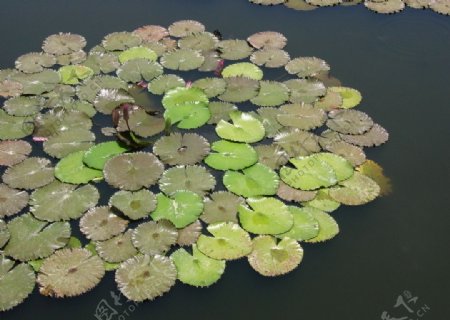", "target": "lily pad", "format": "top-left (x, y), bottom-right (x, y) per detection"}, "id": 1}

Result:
top-left (3, 96), bottom-right (44, 116)
top-left (216, 111), bottom-right (265, 143)
top-left (276, 206), bottom-right (320, 241)
top-left (254, 144), bottom-right (289, 170)
top-left (95, 230), bottom-right (138, 263)
top-left (154, 133), bottom-right (210, 166)
top-left (250, 48), bottom-right (290, 68)
top-left (4, 213), bottom-right (70, 261)
top-left (326, 109), bottom-right (374, 135)
top-left (274, 128), bottom-right (321, 157)
top-left (30, 181), bottom-right (99, 221)
top-left (159, 165), bottom-right (216, 196)
top-left (42, 33), bottom-right (86, 55)
top-left (340, 123), bottom-right (389, 147)
top-left (238, 197), bottom-right (293, 234)
top-left (116, 106), bottom-right (165, 137)
top-left (103, 152), bottom-right (163, 191)
top-left (15, 52), bottom-right (56, 74)
top-left (33, 108), bottom-right (92, 137)
top-left (218, 40), bottom-right (254, 60)
top-left (0, 80), bottom-right (23, 98)
top-left (0, 184), bottom-right (29, 218)
top-left (277, 103), bottom-right (327, 130)
top-left (0, 255), bottom-right (35, 312)
top-left (118, 46), bottom-right (158, 63)
top-left (218, 77), bottom-right (260, 103)
top-left (177, 220), bottom-right (203, 246)
top-left (364, 0), bottom-right (405, 13)
top-left (133, 25), bottom-right (169, 42)
top-left (201, 191), bottom-right (244, 224)
top-left (151, 191), bottom-right (204, 228)
top-left (222, 63), bottom-right (263, 80)
top-left (58, 65), bottom-right (94, 85)
top-left (207, 101), bottom-right (238, 124)
top-left (37, 248), bottom-right (105, 297)
top-left (192, 78), bottom-right (227, 98)
top-left (55, 151), bottom-right (103, 184)
top-left (0, 220), bottom-right (9, 248)
top-left (223, 163), bottom-right (279, 197)
top-left (284, 79), bottom-right (326, 104)
top-left (277, 181), bottom-right (317, 203)
top-left (304, 208), bottom-right (339, 243)
top-left (148, 74), bottom-right (185, 95)
top-left (0, 140), bottom-right (32, 167)
top-left (83, 52), bottom-right (120, 74)
top-left (109, 189), bottom-right (156, 220)
top-left (329, 172), bottom-right (380, 205)
top-left (197, 222), bottom-right (252, 260)
top-left (115, 254), bottom-right (176, 302)
top-left (83, 141), bottom-right (128, 170)
top-left (80, 206), bottom-right (128, 241)
top-left (43, 129), bottom-right (96, 159)
top-left (10, 70), bottom-right (60, 95)
top-left (102, 32), bottom-right (142, 51)
top-left (171, 245), bottom-right (226, 287)
top-left (285, 57), bottom-right (330, 78)
top-left (117, 59), bottom-right (163, 82)
top-left (356, 160), bottom-right (392, 196)
top-left (0, 110), bottom-right (33, 140)
top-left (3, 157), bottom-right (54, 189)
top-left (303, 189), bottom-right (341, 212)
top-left (205, 140), bottom-right (258, 171)
top-left (168, 20), bottom-right (205, 37)
top-left (178, 32), bottom-right (219, 52)
top-left (132, 220), bottom-right (178, 255)
top-left (247, 31), bottom-right (287, 50)
top-left (253, 107), bottom-right (284, 138)
top-left (248, 236), bottom-right (303, 277)
top-left (160, 49), bottom-right (205, 71)
top-left (328, 86), bottom-right (362, 109)
top-left (250, 81), bottom-right (290, 107)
